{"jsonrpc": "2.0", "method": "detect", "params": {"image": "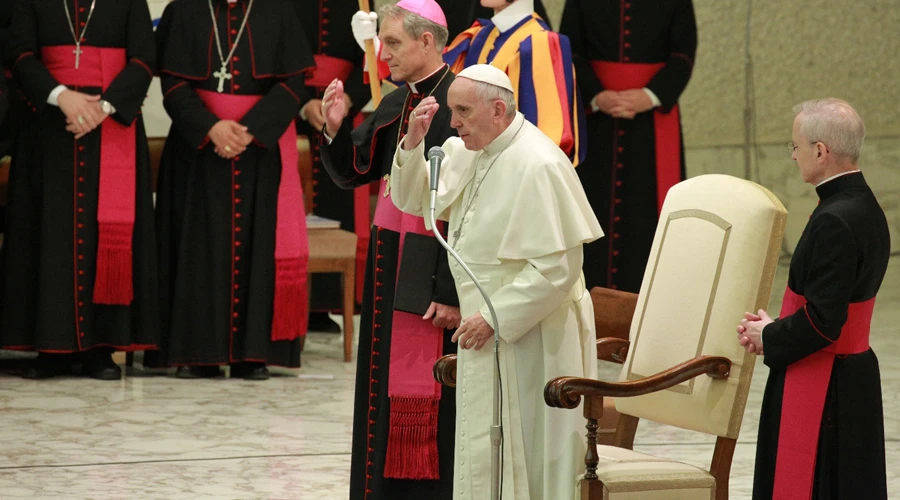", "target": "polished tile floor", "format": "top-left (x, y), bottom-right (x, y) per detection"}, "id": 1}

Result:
top-left (0, 258), bottom-right (897, 499)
